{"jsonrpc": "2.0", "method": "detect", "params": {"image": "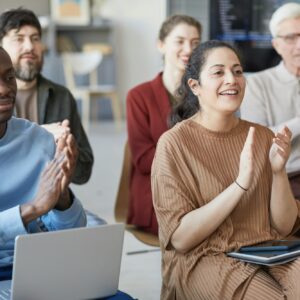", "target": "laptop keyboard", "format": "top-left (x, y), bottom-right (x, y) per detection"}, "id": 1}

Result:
top-left (0, 289), bottom-right (11, 300)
